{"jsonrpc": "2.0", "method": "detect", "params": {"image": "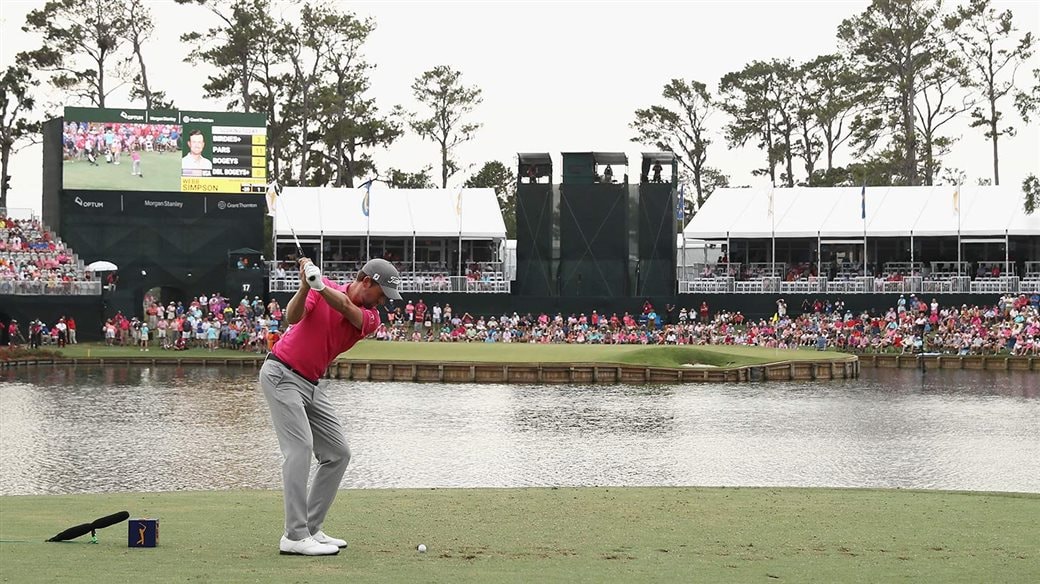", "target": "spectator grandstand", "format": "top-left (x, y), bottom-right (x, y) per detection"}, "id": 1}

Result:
top-left (269, 187), bottom-right (510, 294)
top-left (680, 185), bottom-right (1040, 295)
top-left (0, 209), bottom-right (101, 296)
